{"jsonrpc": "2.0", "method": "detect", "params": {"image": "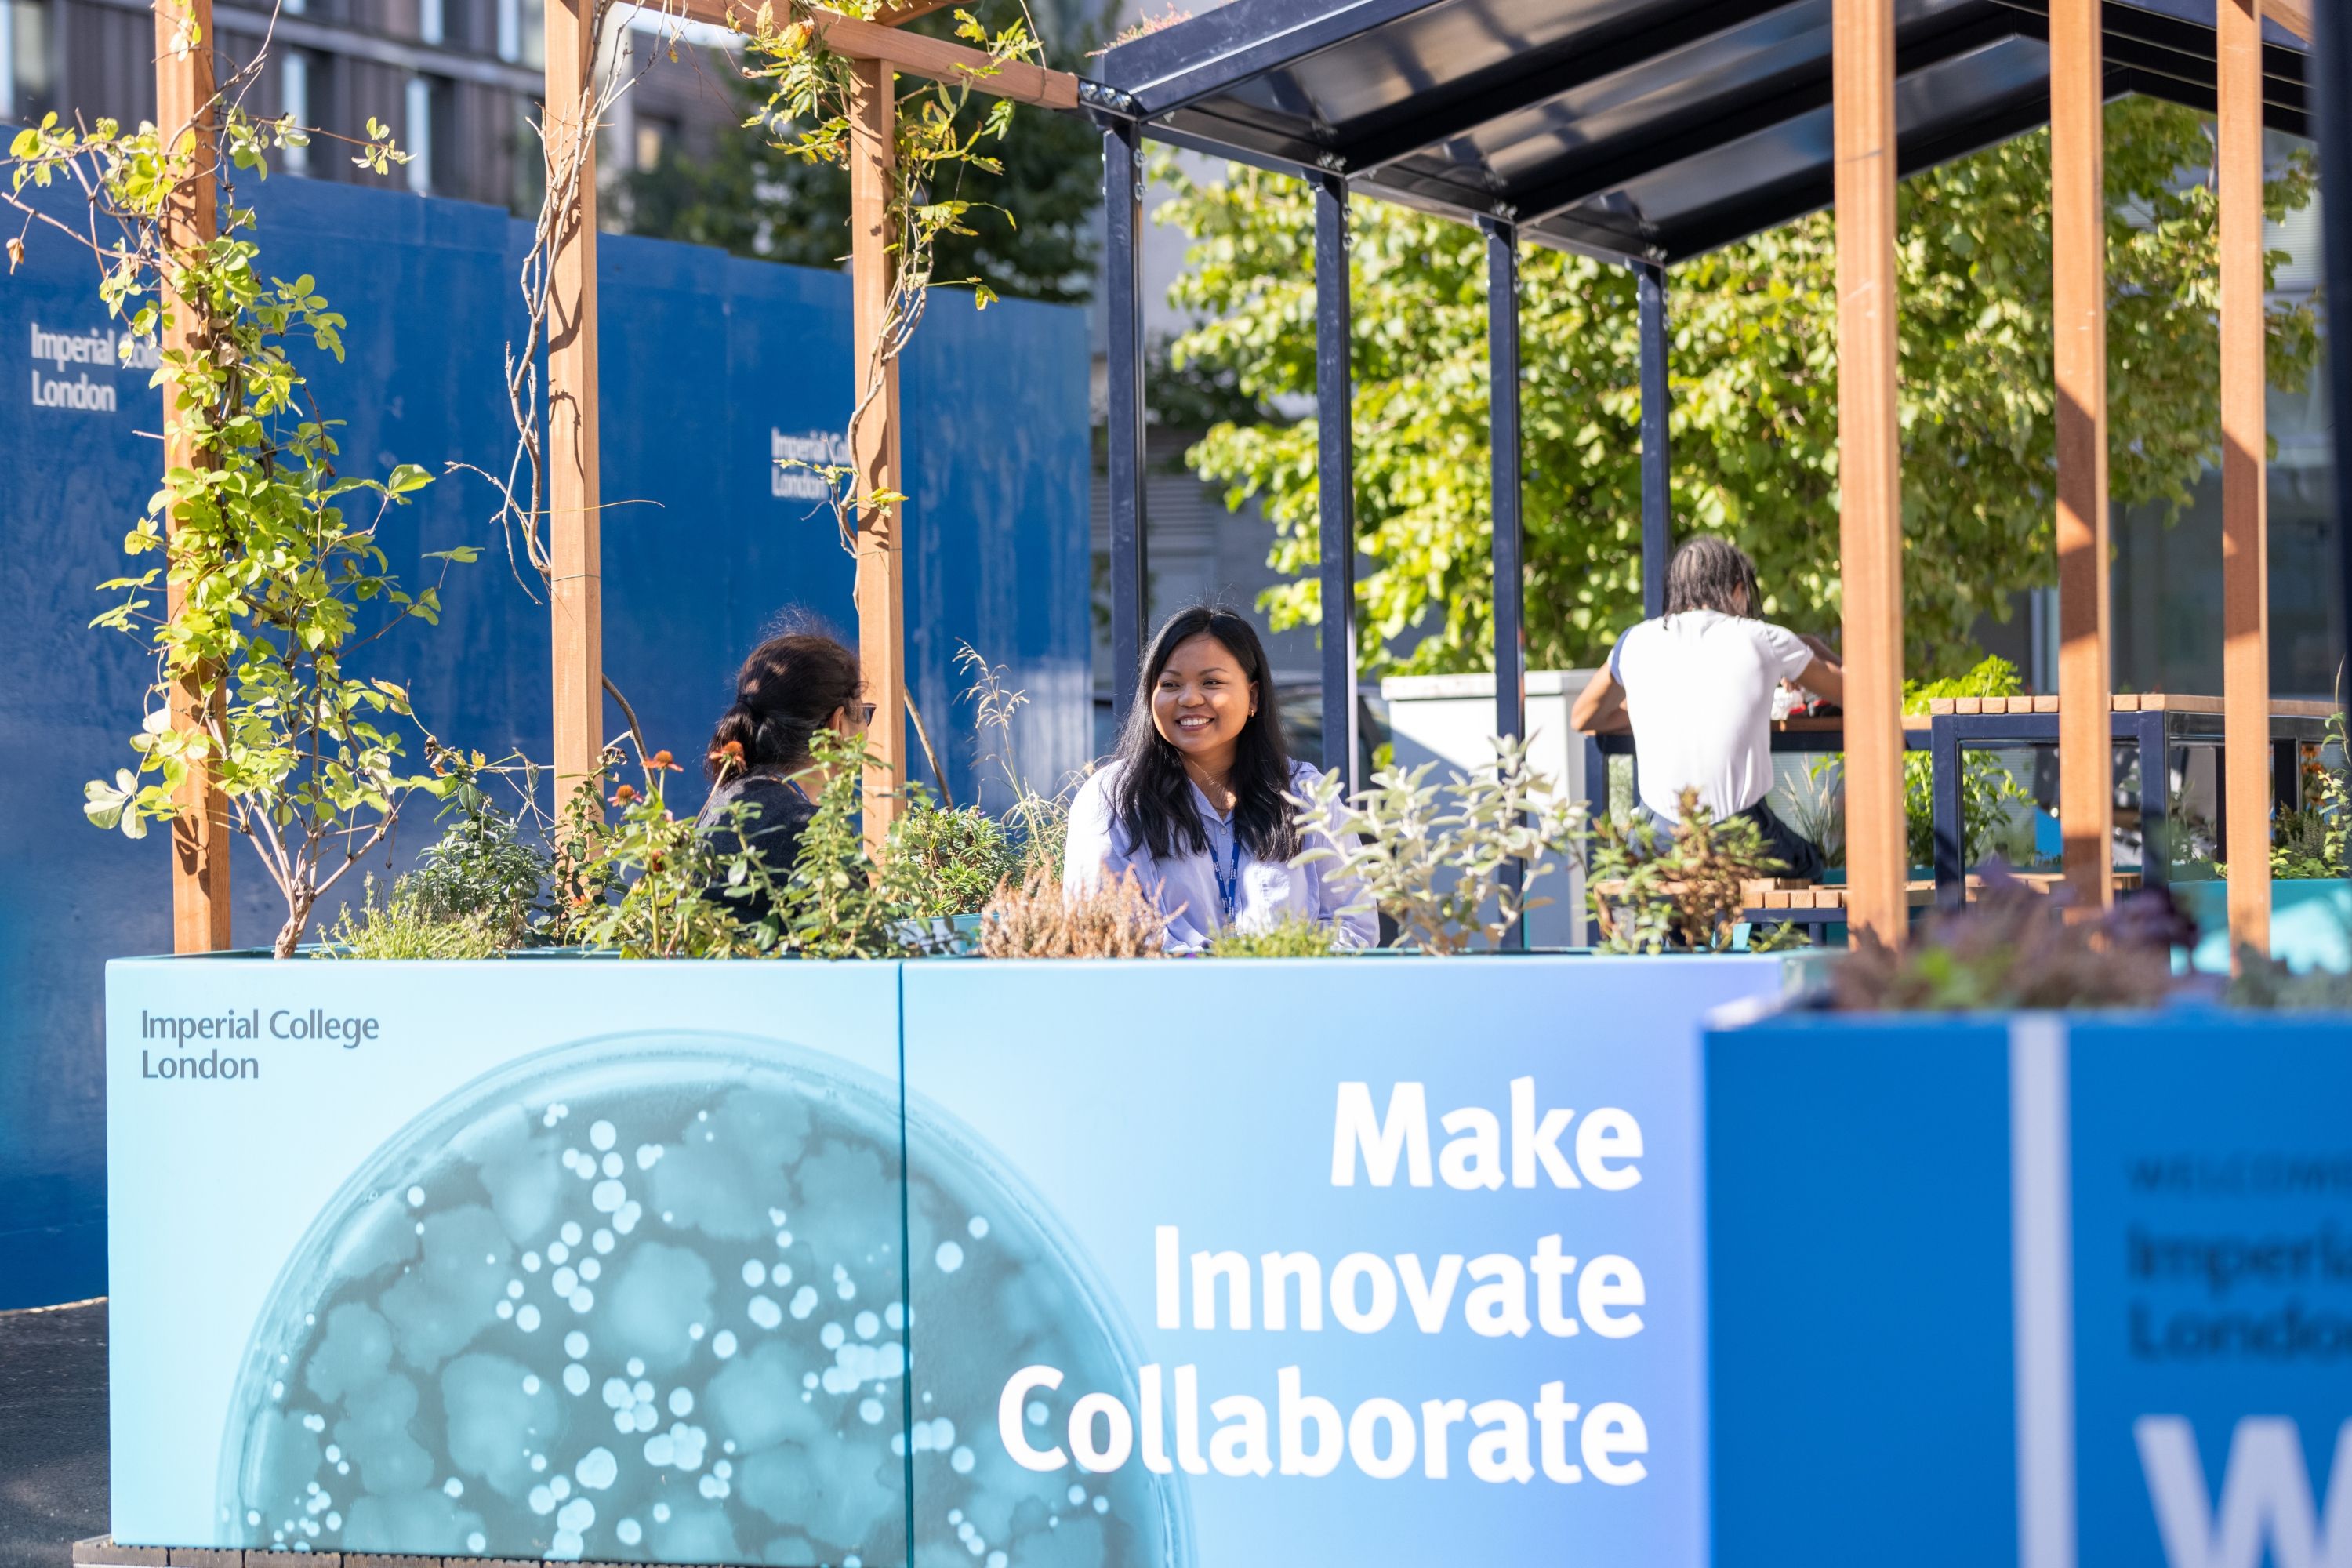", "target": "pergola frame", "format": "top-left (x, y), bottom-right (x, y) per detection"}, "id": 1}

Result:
top-left (147, 0), bottom-right (2331, 955)
top-left (1089, 0), bottom-right (2320, 949)
top-left (147, 0), bottom-right (1080, 939)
